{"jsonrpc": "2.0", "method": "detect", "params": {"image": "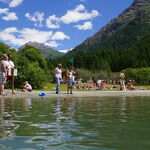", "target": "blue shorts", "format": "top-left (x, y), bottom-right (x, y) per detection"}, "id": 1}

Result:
top-left (0, 72), bottom-right (6, 84)
top-left (67, 77), bottom-right (75, 86)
